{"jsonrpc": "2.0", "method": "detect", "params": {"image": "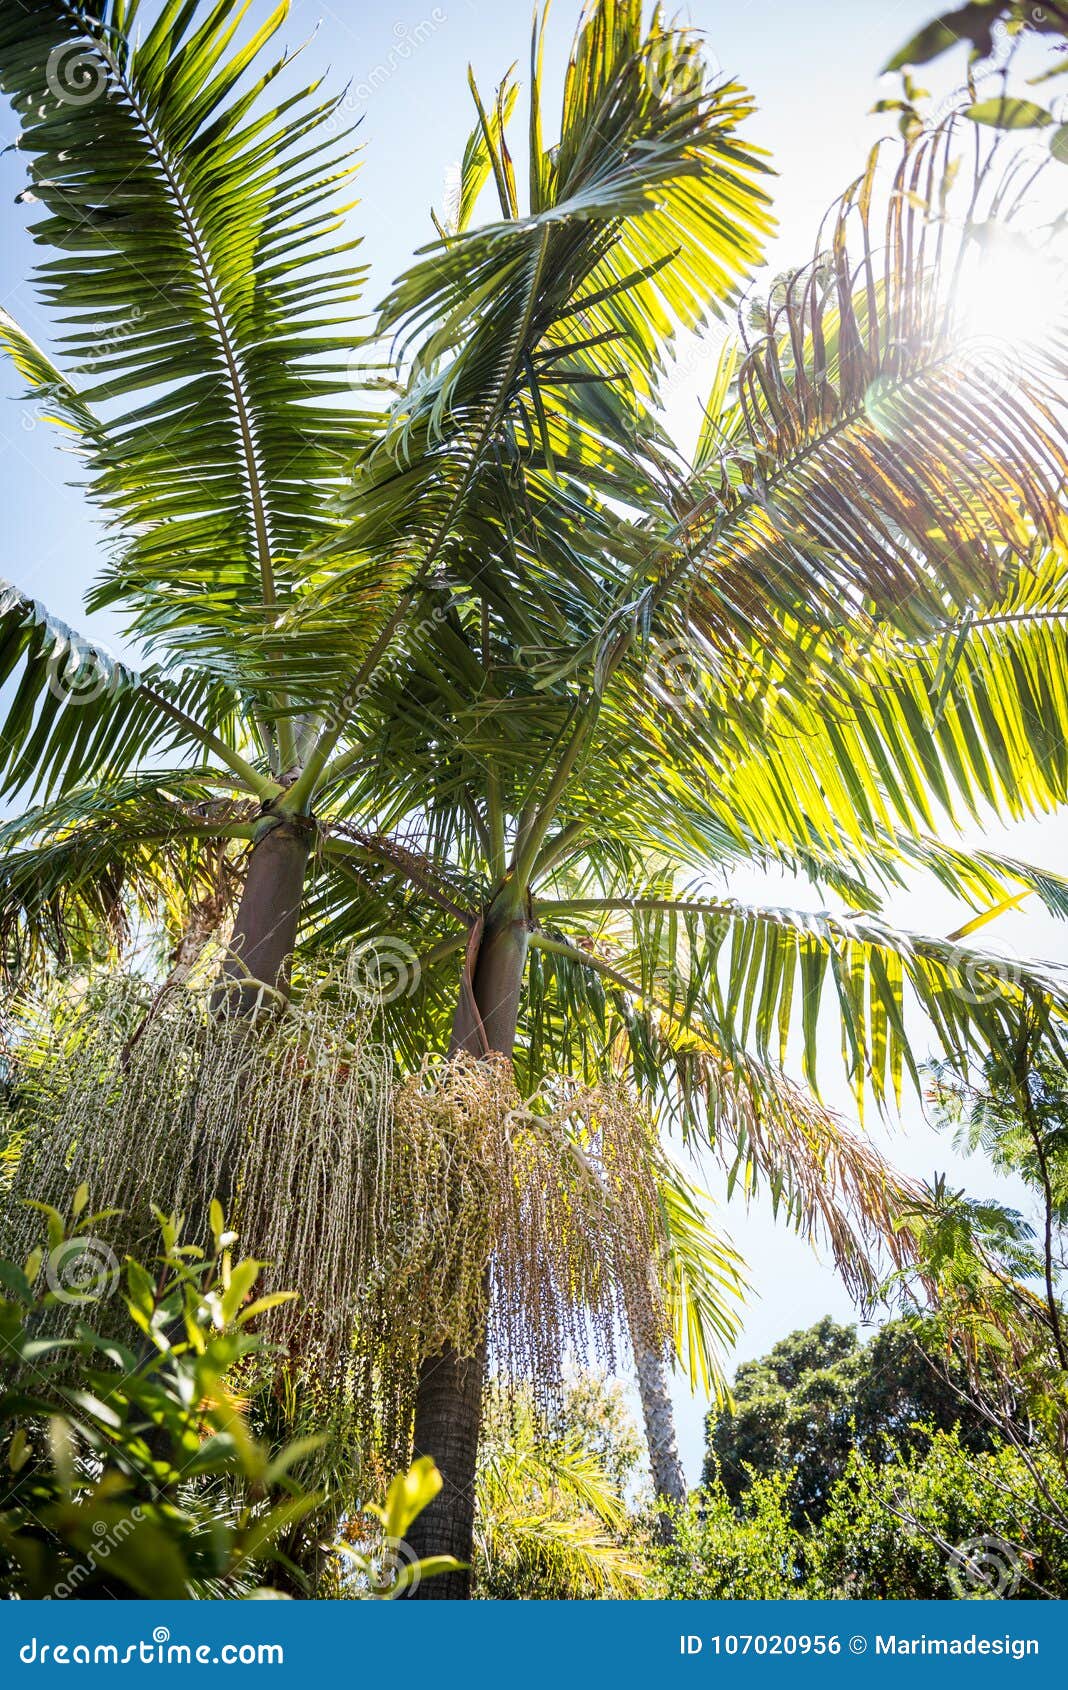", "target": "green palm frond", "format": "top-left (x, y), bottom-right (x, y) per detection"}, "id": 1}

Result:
top-left (674, 131), bottom-right (1068, 649)
top-left (0, 0), bottom-right (373, 731)
top-left (0, 580), bottom-right (272, 803)
top-left (476, 1406), bottom-right (645, 1598)
top-left (307, 3), bottom-right (770, 697)
top-left (535, 890), bottom-right (1068, 1108)
top-left (0, 773), bottom-right (250, 975)
top-left (0, 306), bottom-right (99, 438)
top-left (656, 1168), bottom-right (746, 1398)
top-left (597, 546), bottom-right (1068, 884)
